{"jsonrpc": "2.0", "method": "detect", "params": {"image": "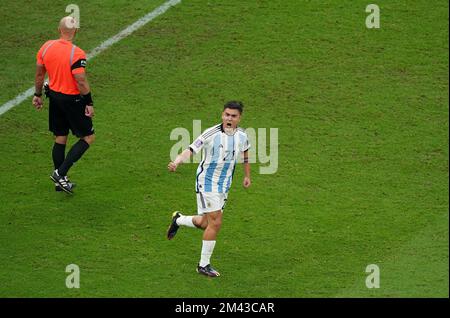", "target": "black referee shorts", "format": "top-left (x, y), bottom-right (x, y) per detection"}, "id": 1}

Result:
top-left (48, 90), bottom-right (94, 138)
